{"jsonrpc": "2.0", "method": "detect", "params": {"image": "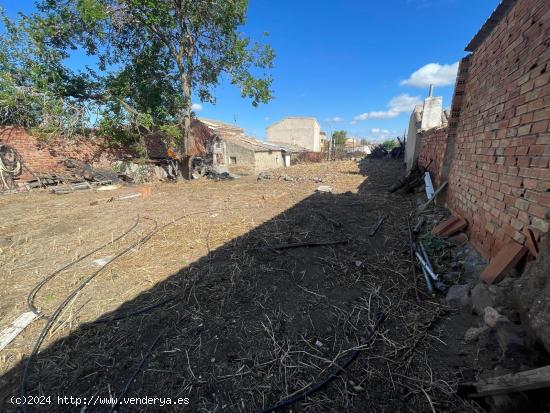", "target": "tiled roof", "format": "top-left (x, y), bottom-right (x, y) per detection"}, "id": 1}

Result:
top-left (265, 141), bottom-right (309, 153)
top-left (198, 118), bottom-right (286, 153)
